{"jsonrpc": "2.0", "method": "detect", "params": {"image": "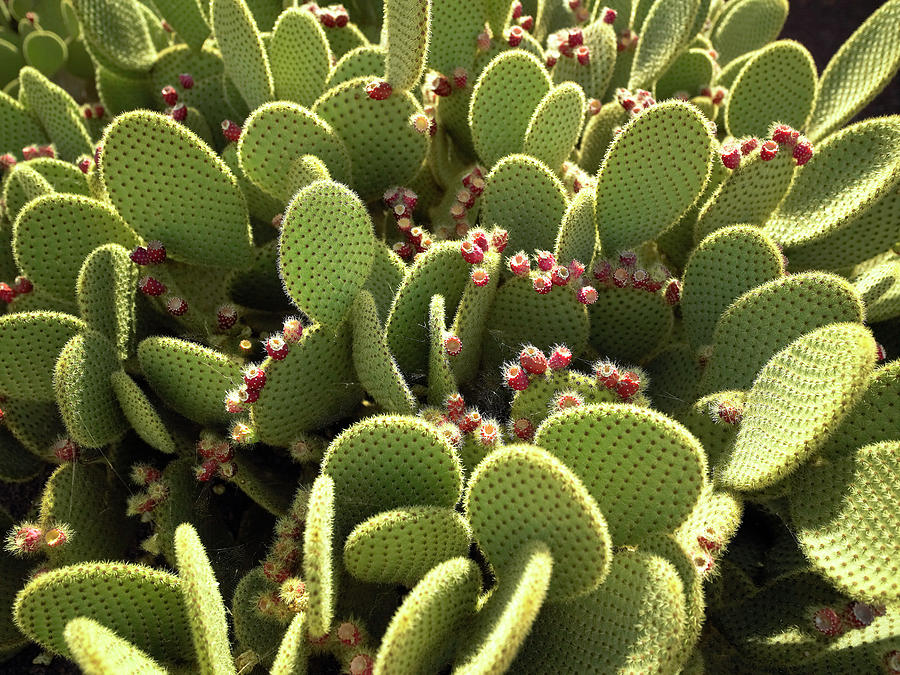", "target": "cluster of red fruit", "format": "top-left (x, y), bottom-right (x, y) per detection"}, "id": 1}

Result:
top-left (592, 251), bottom-right (679, 303)
top-left (505, 249), bottom-right (598, 303)
top-left (615, 87), bottom-right (657, 117)
top-left (385, 186), bottom-right (433, 260)
top-left (812, 601), bottom-right (887, 638)
top-left (193, 434), bottom-right (237, 482)
top-left (302, 2), bottom-right (349, 28)
top-left (721, 123), bottom-right (814, 170)
top-left (447, 166), bottom-right (486, 232)
top-left (262, 503), bottom-right (306, 584)
top-left (457, 223), bottom-right (509, 288)
top-left (593, 359), bottom-right (645, 400)
top-left (125, 463), bottom-right (169, 515)
top-left (81, 103), bottom-right (105, 120)
top-left (0, 275), bottom-right (33, 304)
top-left (0, 146), bottom-right (55, 172)
top-left (546, 25), bottom-right (596, 68)
top-left (710, 399), bottom-right (743, 425)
